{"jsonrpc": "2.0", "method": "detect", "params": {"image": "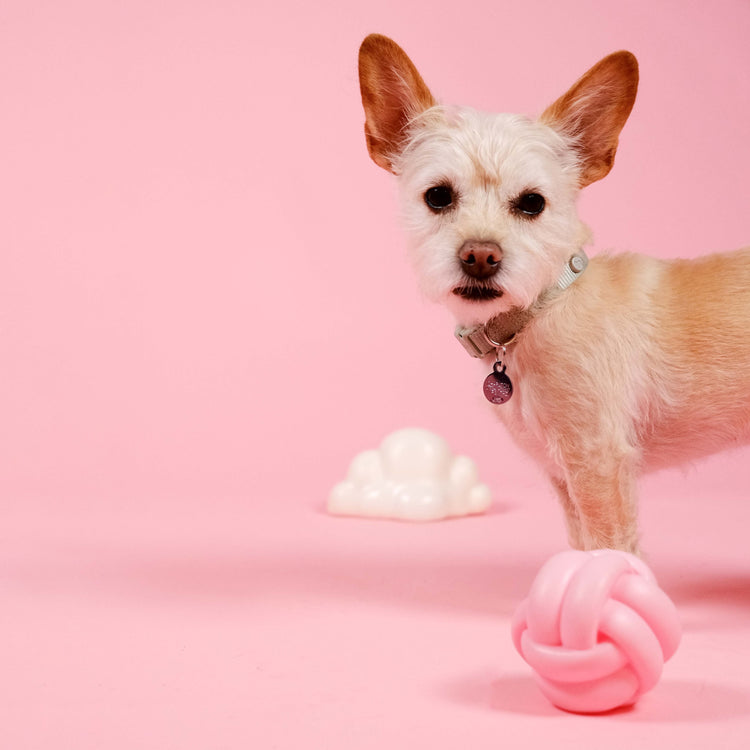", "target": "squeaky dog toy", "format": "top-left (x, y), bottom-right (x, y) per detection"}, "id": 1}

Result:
top-left (511, 549), bottom-right (681, 713)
